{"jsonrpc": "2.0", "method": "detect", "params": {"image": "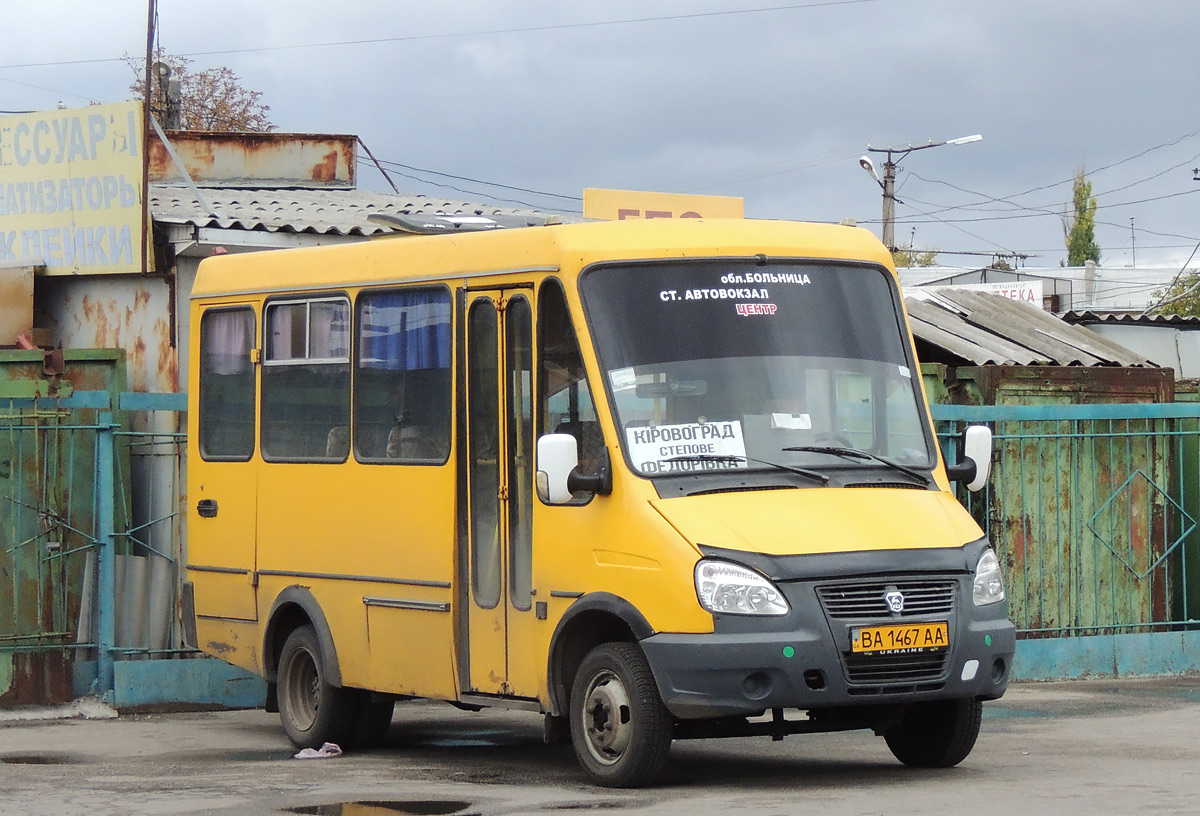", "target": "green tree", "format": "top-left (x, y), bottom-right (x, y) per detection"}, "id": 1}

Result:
top-left (1064, 168), bottom-right (1101, 267)
top-left (126, 50), bottom-right (275, 132)
top-left (892, 245), bottom-right (938, 268)
top-left (1149, 271), bottom-right (1200, 317)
